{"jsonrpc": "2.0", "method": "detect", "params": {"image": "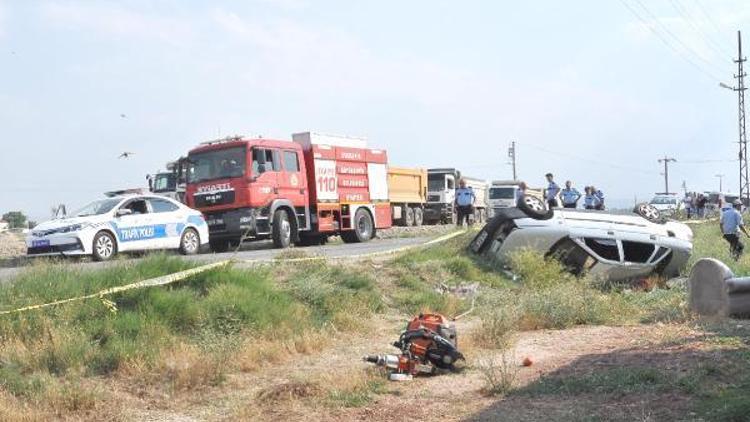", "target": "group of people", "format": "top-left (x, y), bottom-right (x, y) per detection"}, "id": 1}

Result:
top-left (542, 173), bottom-right (605, 210)
top-left (682, 192), bottom-right (709, 219)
